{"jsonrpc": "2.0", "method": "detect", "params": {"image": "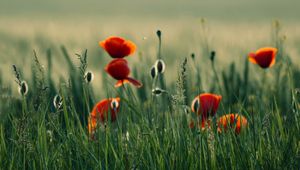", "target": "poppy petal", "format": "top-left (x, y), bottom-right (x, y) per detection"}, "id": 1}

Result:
top-left (115, 80), bottom-right (125, 88)
top-left (114, 79), bottom-right (135, 87)
top-left (248, 53), bottom-right (257, 64)
top-left (105, 59), bottom-right (130, 80)
top-left (217, 114), bottom-right (248, 134)
top-left (99, 36), bottom-right (136, 58)
top-left (268, 48), bottom-right (277, 67)
top-left (125, 77), bottom-right (143, 88)
top-left (124, 40), bottom-right (136, 56)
